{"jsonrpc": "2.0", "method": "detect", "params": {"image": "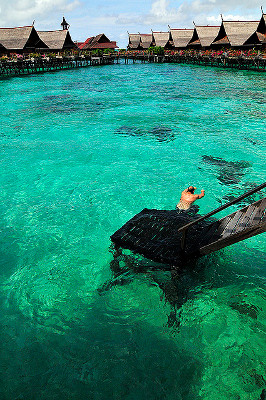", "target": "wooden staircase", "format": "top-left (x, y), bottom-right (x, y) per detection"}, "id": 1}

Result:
top-left (178, 182), bottom-right (266, 256)
top-left (198, 198), bottom-right (266, 255)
